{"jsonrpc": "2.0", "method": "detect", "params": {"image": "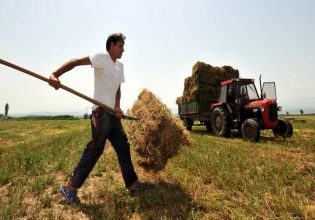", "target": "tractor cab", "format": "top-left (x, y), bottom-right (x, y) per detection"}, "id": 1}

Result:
top-left (219, 78), bottom-right (260, 103)
top-left (216, 78), bottom-right (278, 126)
top-left (219, 78), bottom-right (277, 104)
